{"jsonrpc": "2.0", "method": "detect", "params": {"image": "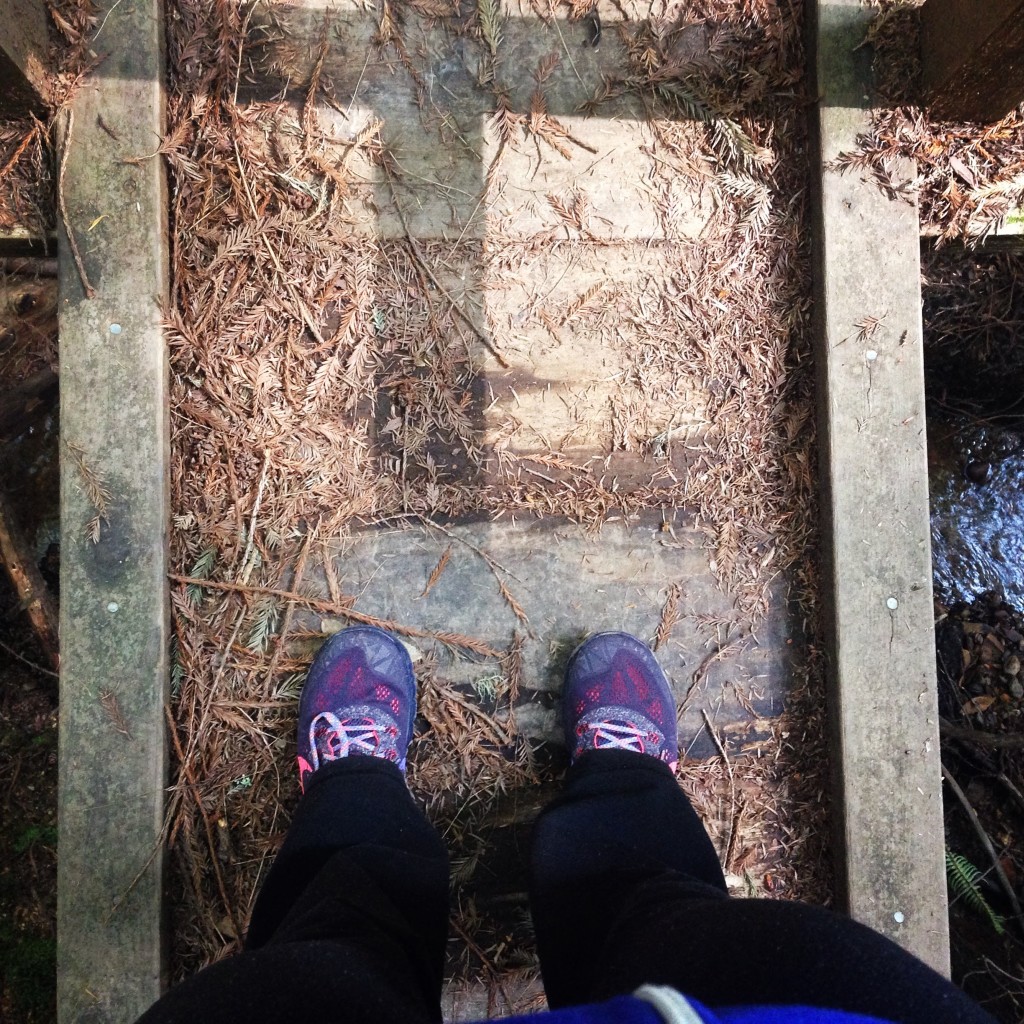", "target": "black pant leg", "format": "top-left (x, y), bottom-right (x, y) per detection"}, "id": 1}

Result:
top-left (529, 749), bottom-right (995, 1024)
top-left (137, 758), bottom-right (450, 1024)
top-left (590, 880), bottom-right (996, 1024)
top-left (529, 749), bottom-right (728, 1007)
